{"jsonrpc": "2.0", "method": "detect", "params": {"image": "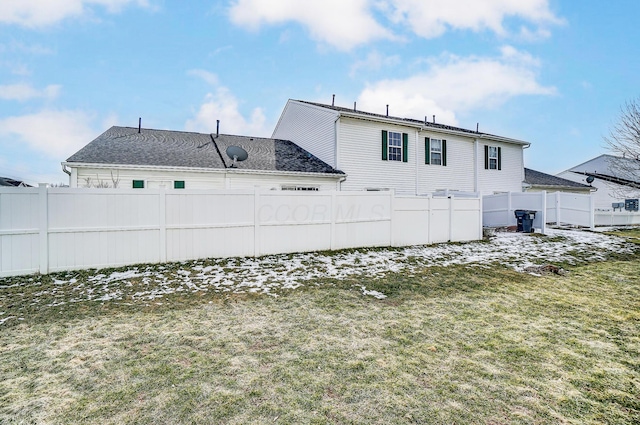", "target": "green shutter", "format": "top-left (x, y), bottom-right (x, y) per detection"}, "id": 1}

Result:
top-left (484, 145), bottom-right (489, 170)
top-left (402, 133), bottom-right (408, 162)
top-left (132, 180), bottom-right (144, 189)
top-left (174, 180), bottom-right (185, 189)
top-left (442, 140), bottom-right (447, 166)
top-left (425, 137), bottom-right (430, 164)
top-left (497, 147), bottom-right (502, 170)
top-left (381, 130), bottom-right (388, 161)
